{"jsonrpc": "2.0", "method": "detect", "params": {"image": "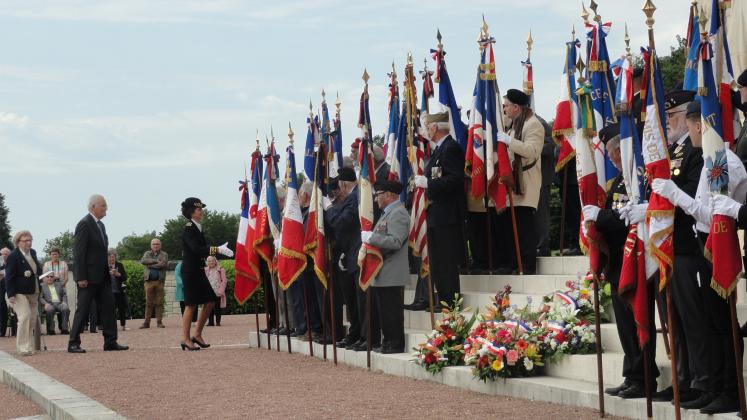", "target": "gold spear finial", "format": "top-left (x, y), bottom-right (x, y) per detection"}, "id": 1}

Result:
top-left (288, 122), bottom-right (294, 145)
top-left (436, 28), bottom-right (443, 50)
top-left (309, 100), bottom-right (313, 116)
top-left (527, 30), bottom-right (533, 55)
top-left (643, 0), bottom-right (657, 49)
top-left (581, 2), bottom-right (590, 23)
top-left (590, 0), bottom-right (600, 22)
top-left (407, 52), bottom-right (413, 66)
top-left (255, 129), bottom-right (260, 149)
top-left (698, 5), bottom-right (709, 33)
top-left (335, 91), bottom-right (341, 114)
top-left (321, 89), bottom-right (326, 101)
top-left (362, 68), bottom-right (369, 85)
top-left (576, 57), bottom-right (587, 83)
top-left (481, 15), bottom-right (489, 37)
top-left (572, 24), bottom-right (576, 40)
top-left (624, 23), bottom-right (631, 56)
top-left (270, 125), bottom-right (275, 141)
